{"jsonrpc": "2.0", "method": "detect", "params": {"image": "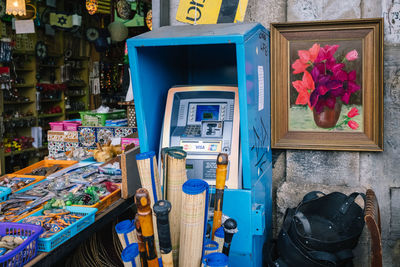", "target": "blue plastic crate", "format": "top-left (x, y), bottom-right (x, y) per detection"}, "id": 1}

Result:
top-left (0, 187), bottom-right (12, 202)
top-left (18, 206), bottom-right (97, 252)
